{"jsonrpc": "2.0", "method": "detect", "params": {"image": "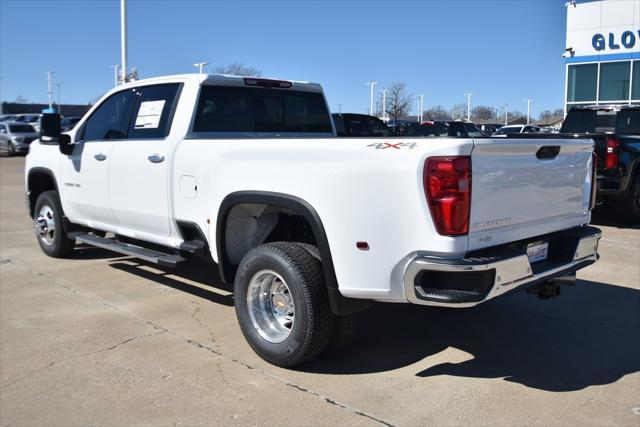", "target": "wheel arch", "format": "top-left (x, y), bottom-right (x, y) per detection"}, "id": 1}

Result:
top-left (27, 167), bottom-right (59, 218)
top-left (216, 191), bottom-right (370, 315)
